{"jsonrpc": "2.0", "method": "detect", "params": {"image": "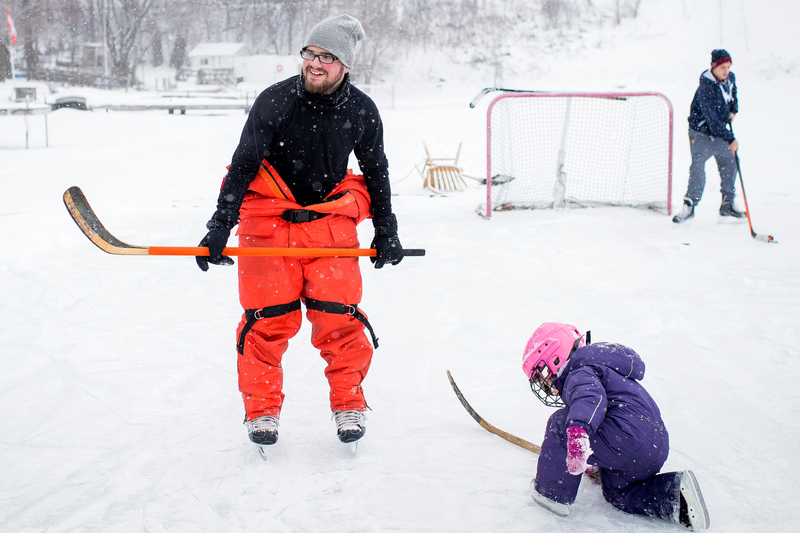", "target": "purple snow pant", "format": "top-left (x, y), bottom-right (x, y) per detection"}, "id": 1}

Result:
top-left (534, 408), bottom-right (681, 521)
